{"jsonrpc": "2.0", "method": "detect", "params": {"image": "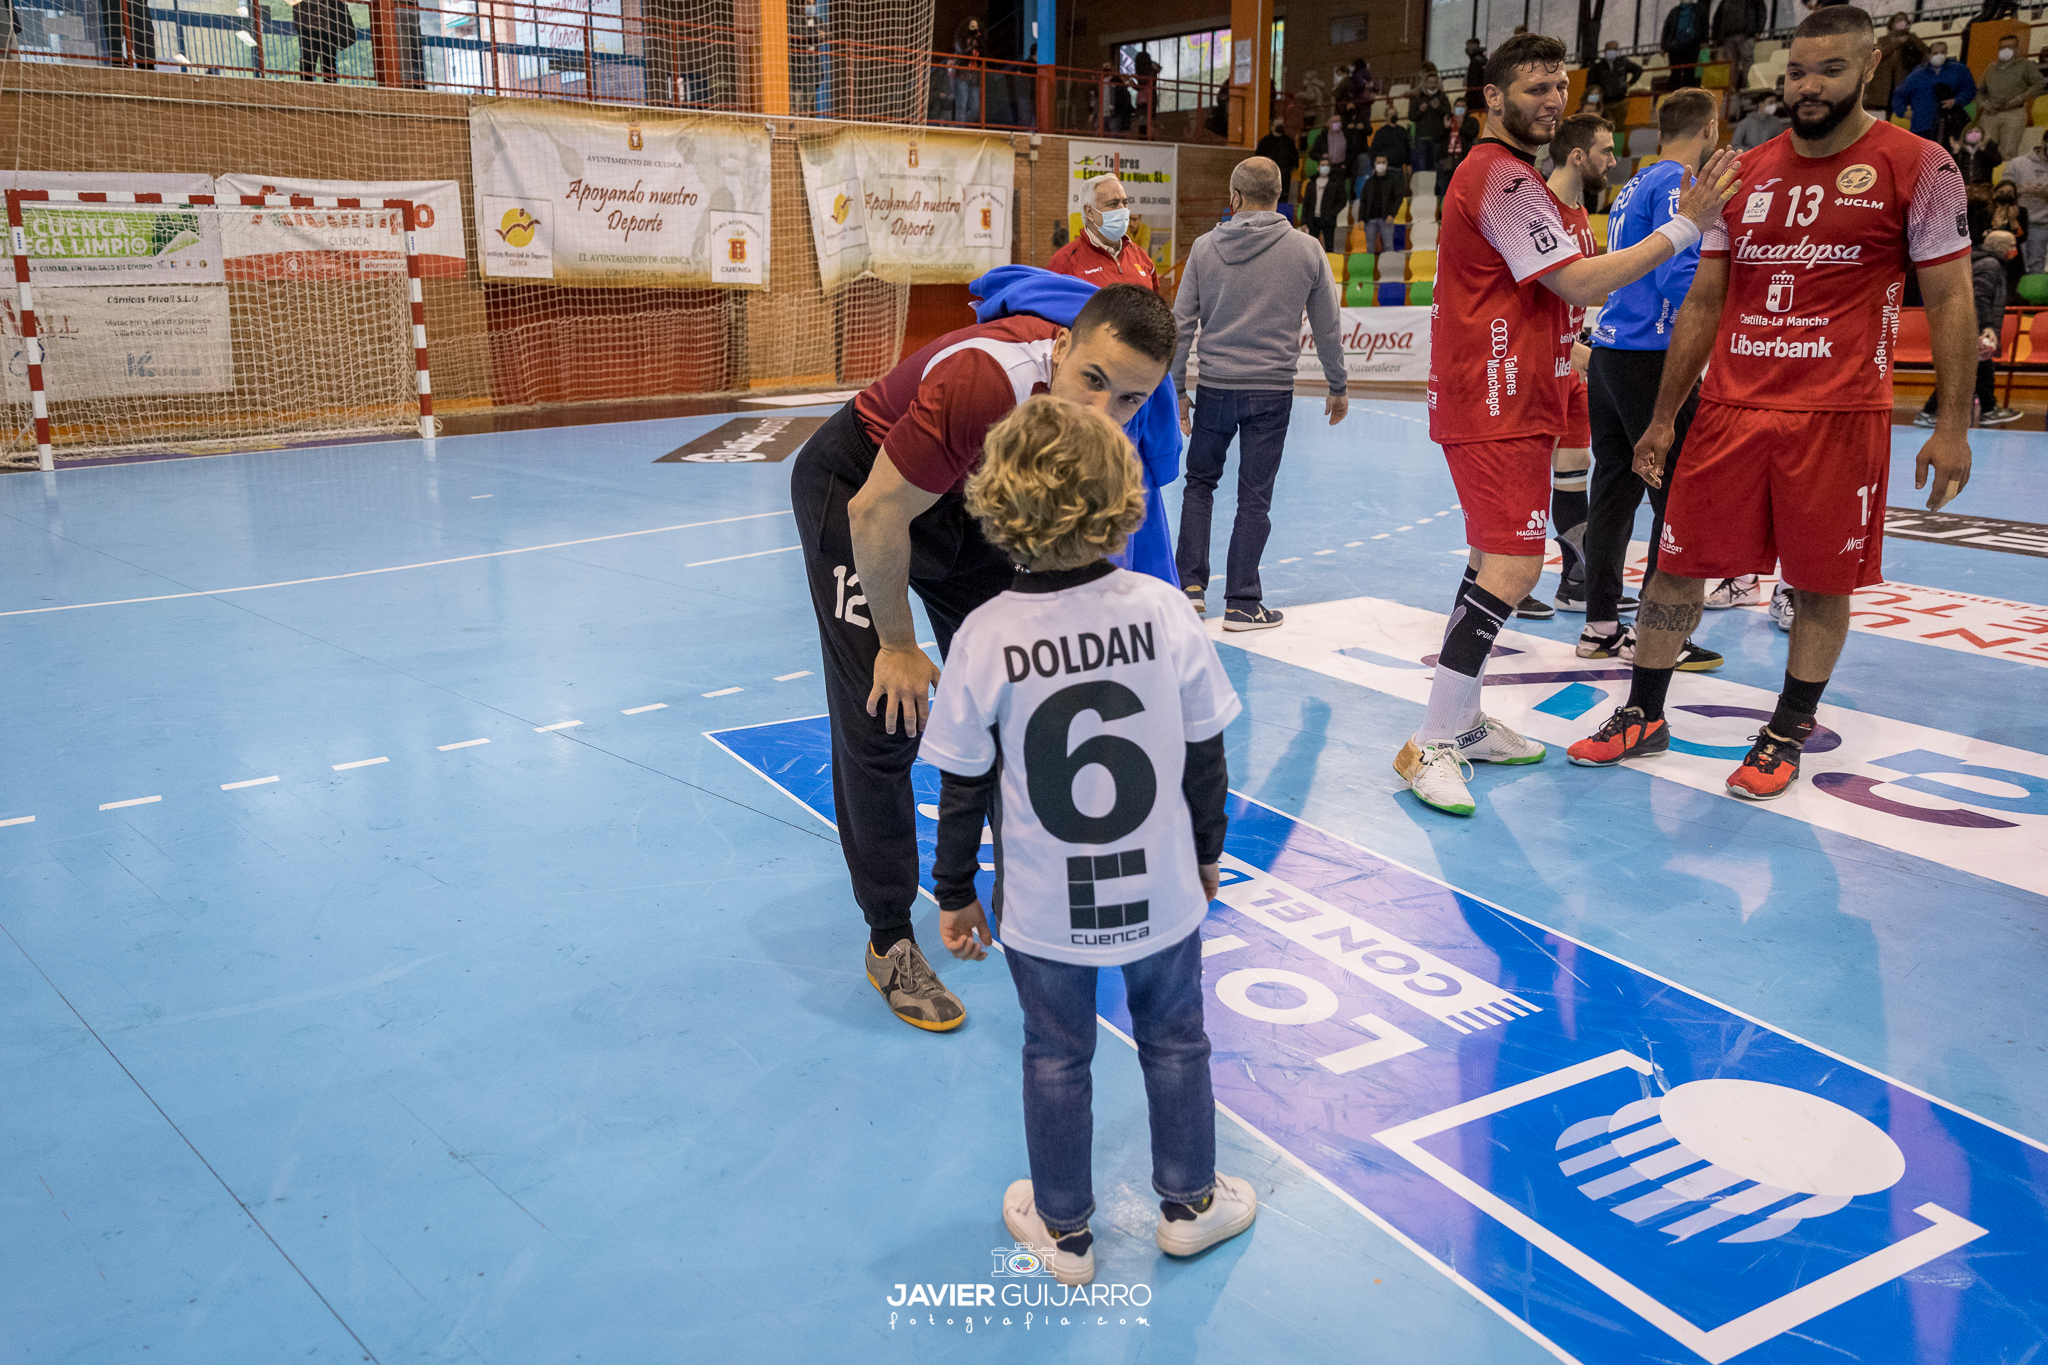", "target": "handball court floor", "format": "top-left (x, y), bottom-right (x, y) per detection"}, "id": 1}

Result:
top-left (2, 398), bottom-right (2044, 1365)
